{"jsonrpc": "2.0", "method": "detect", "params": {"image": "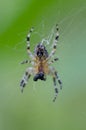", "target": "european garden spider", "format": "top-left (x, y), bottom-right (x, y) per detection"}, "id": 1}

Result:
top-left (20, 24), bottom-right (62, 102)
